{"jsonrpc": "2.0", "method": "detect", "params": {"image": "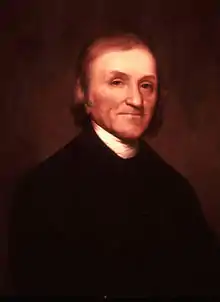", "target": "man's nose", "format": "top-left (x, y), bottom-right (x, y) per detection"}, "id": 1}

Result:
top-left (125, 85), bottom-right (143, 108)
